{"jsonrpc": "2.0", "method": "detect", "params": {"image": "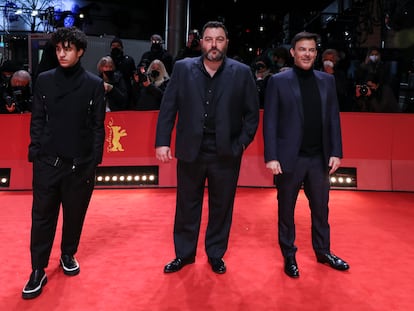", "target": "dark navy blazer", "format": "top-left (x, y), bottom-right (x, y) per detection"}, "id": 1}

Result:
top-left (156, 56), bottom-right (260, 162)
top-left (263, 69), bottom-right (343, 173)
